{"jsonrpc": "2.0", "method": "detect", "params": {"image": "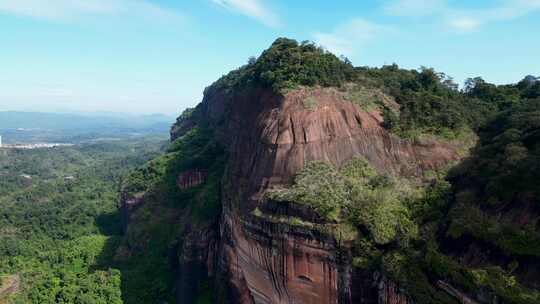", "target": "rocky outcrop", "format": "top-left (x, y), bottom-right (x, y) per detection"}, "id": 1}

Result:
top-left (184, 86), bottom-right (461, 193)
top-left (219, 207), bottom-right (341, 304)
top-left (169, 85), bottom-right (463, 303)
top-left (103, 75), bottom-right (476, 304)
